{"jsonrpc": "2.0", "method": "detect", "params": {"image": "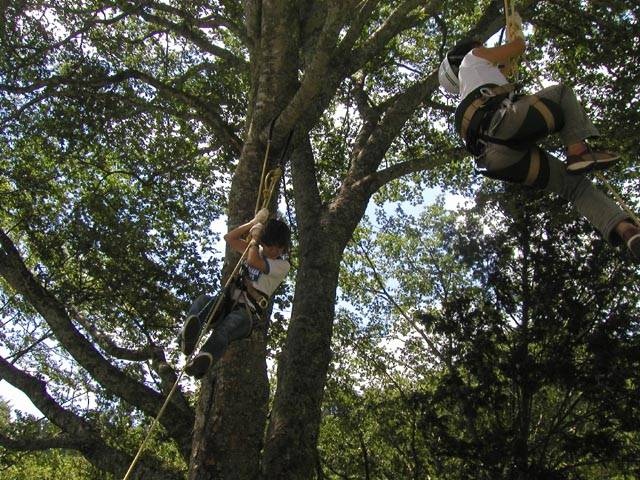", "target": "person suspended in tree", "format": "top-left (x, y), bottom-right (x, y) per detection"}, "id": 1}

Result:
top-left (438, 12), bottom-right (640, 261)
top-left (180, 208), bottom-right (291, 379)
